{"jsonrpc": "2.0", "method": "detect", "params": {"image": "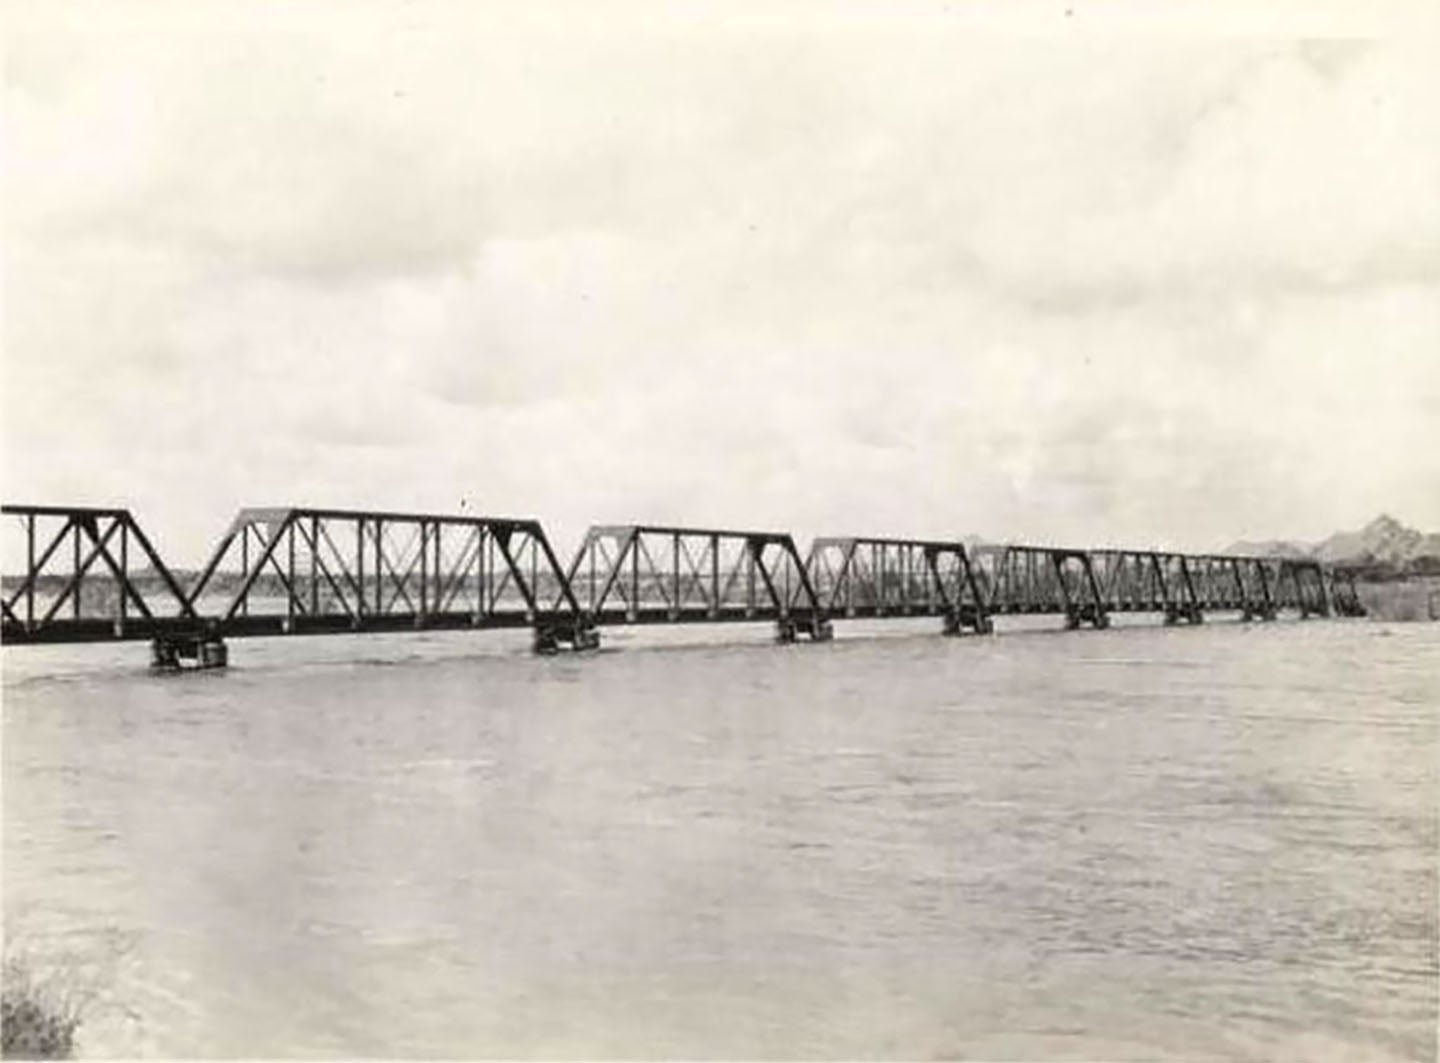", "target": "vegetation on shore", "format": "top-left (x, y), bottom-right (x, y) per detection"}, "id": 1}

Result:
top-left (1, 958), bottom-right (80, 1060)
top-left (1355, 576), bottom-right (1440, 622)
